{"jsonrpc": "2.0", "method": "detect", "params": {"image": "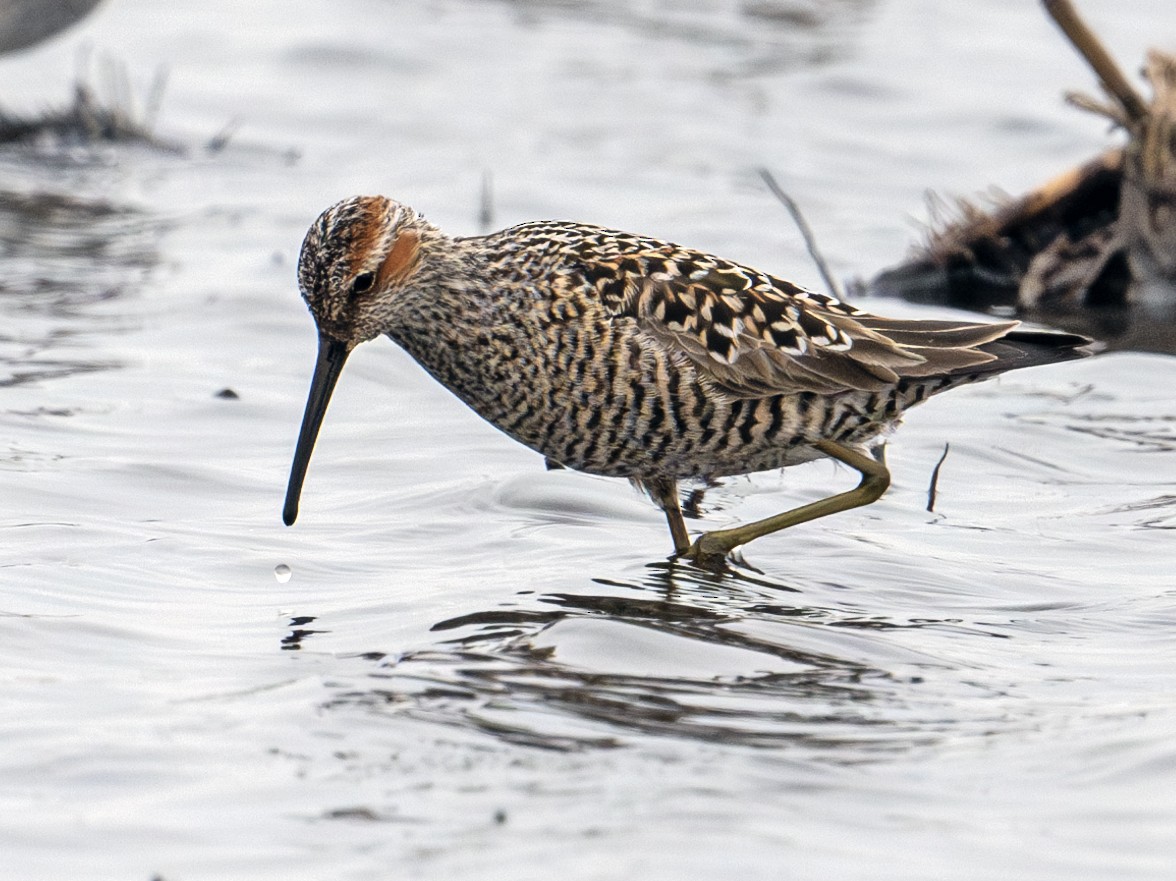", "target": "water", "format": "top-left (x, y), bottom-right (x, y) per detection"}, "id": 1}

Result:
top-left (2, 1), bottom-right (1174, 878)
